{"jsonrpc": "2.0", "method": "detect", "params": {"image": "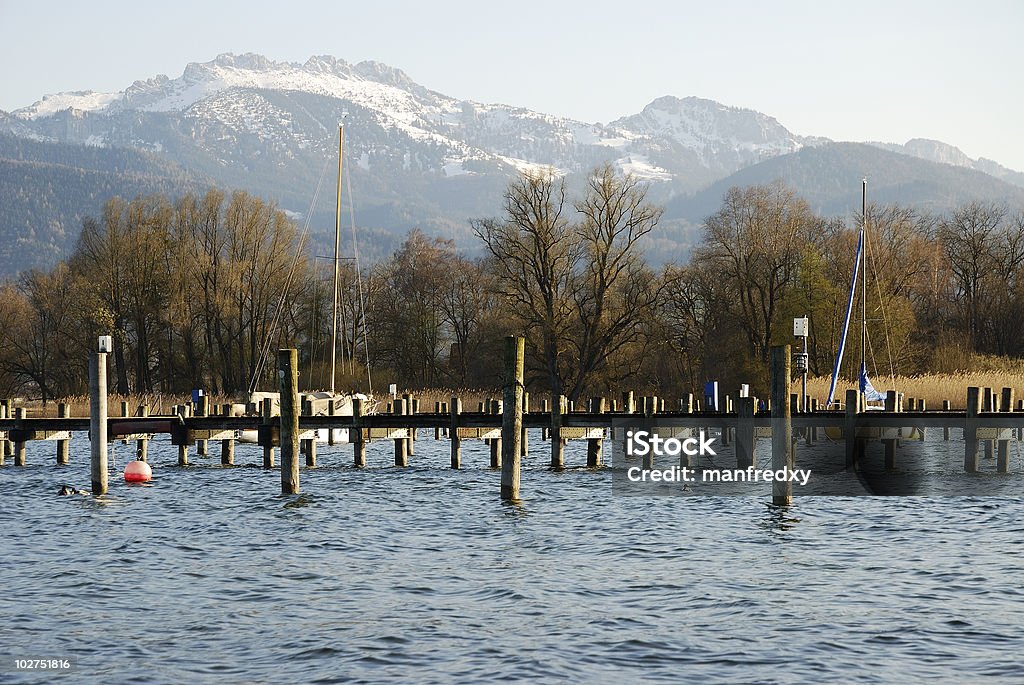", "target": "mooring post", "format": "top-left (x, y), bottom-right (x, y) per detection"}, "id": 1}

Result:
top-left (998, 387), bottom-right (1014, 473)
top-left (489, 399), bottom-right (502, 468)
top-left (13, 408), bottom-right (26, 466)
top-left (501, 335), bottom-right (525, 500)
top-left (177, 404), bottom-right (190, 466)
top-left (737, 396), bottom-right (755, 469)
top-left (844, 389), bottom-right (859, 470)
top-left (982, 388), bottom-right (994, 461)
top-left (262, 399), bottom-right (275, 469)
top-left (541, 399), bottom-right (549, 441)
top-left (394, 395), bottom-right (408, 467)
top-left (587, 397), bottom-right (604, 468)
top-left (328, 399), bottom-right (336, 446)
top-left (521, 391), bottom-right (529, 458)
top-left (883, 390), bottom-right (897, 470)
top-left (407, 395), bottom-right (416, 457)
top-left (352, 397), bottom-right (366, 467)
top-left (57, 402), bottom-right (70, 465)
top-left (221, 403), bottom-right (234, 465)
top-left (196, 394), bottom-right (209, 456)
top-left (434, 402), bottom-right (442, 440)
top-left (943, 400), bottom-right (951, 441)
top-left (770, 345), bottom-right (793, 506)
top-left (280, 349), bottom-right (300, 494)
top-left (551, 394), bottom-right (565, 469)
top-left (0, 399), bottom-right (8, 463)
top-left (301, 397), bottom-right (316, 467)
top-left (965, 387), bottom-right (981, 473)
top-left (450, 396), bottom-right (462, 469)
top-left (136, 404), bottom-right (150, 462)
top-left (89, 344), bottom-right (109, 495)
